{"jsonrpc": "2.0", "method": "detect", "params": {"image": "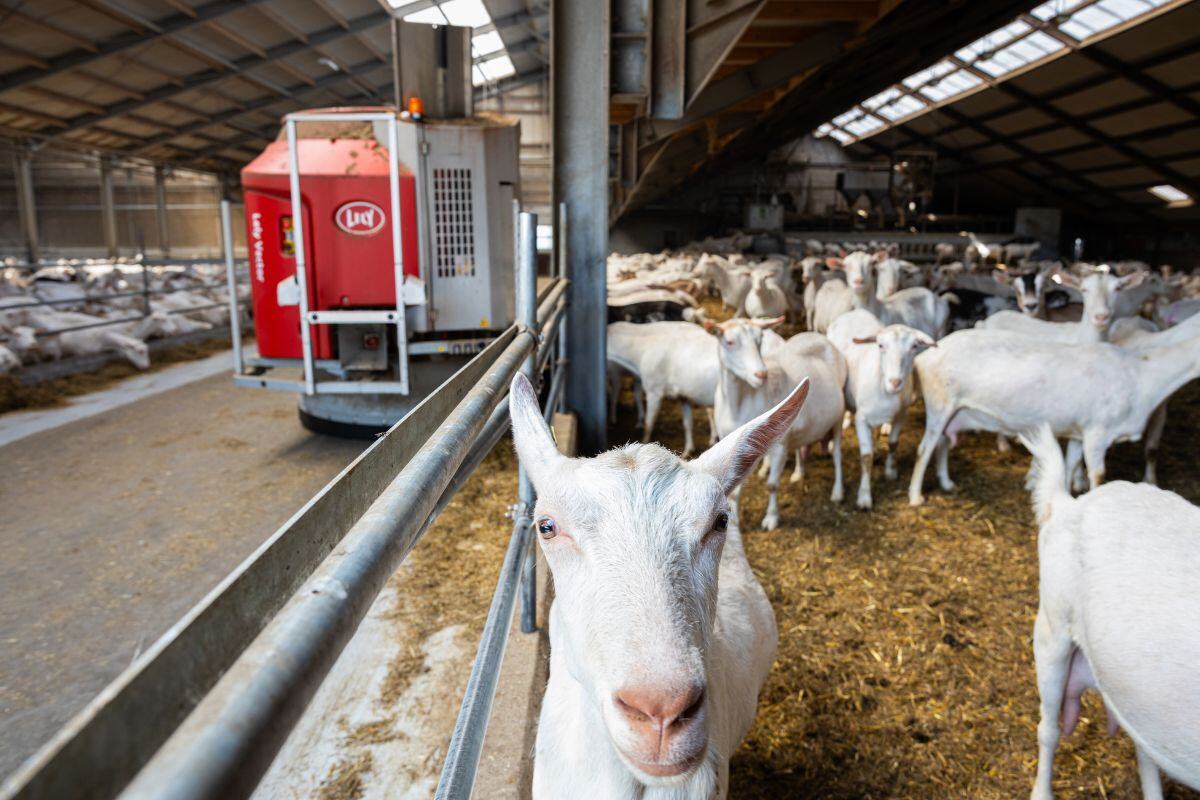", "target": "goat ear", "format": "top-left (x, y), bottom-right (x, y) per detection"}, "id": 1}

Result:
top-left (1118, 271), bottom-right (1143, 289)
top-left (752, 315), bottom-right (785, 329)
top-left (693, 379), bottom-right (809, 494)
top-left (1053, 271), bottom-right (1077, 288)
top-left (825, 256), bottom-right (843, 269)
top-left (852, 336), bottom-right (877, 345)
top-left (509, 374), bottom-right (564, 491)
top-left (913, 331), bottom-right (937, 349)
